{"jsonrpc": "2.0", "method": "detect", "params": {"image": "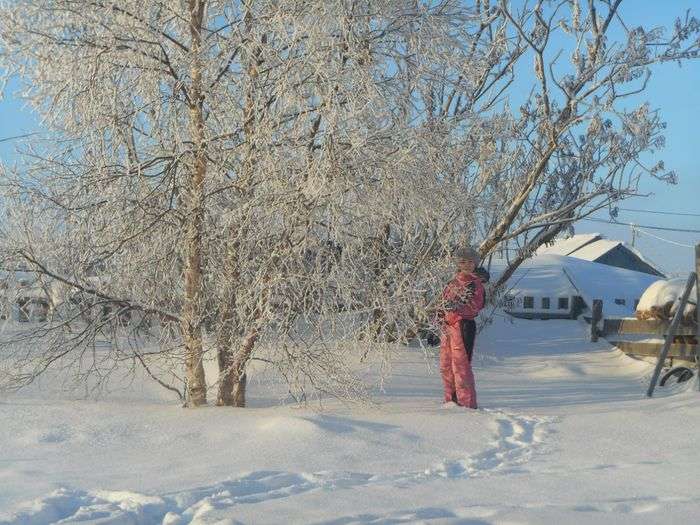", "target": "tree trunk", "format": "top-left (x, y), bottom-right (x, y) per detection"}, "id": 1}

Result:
top-left (216, 2), bottom-right (265, 407)
top-left (478, 145), bottom-right (557, 259)
top-left (223, 330), bottom-right (258, 407)
top-left (367, 223), bottom-right (393, 342)
top-left (492, 221), bottom-right (570, 290)
top-left (232, 373), bottom-right (247, 407)
top-left (182, 0), bottom-right (208, 407)
top-left (215, 245), bottom-right (240, 406)
top-left (215, 313), bottom-right (237, 406)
